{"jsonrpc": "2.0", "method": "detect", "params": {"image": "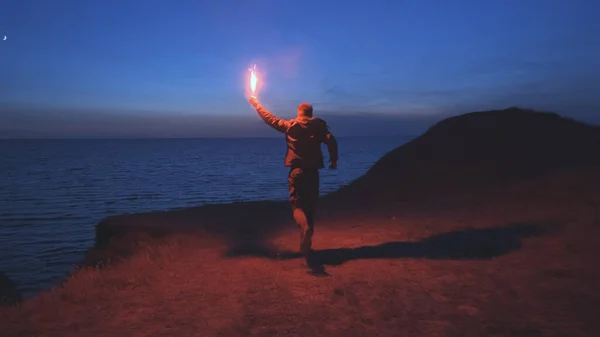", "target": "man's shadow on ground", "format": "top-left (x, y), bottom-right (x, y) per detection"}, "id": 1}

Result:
top-left (225, 222), bottom-right (546, 276)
